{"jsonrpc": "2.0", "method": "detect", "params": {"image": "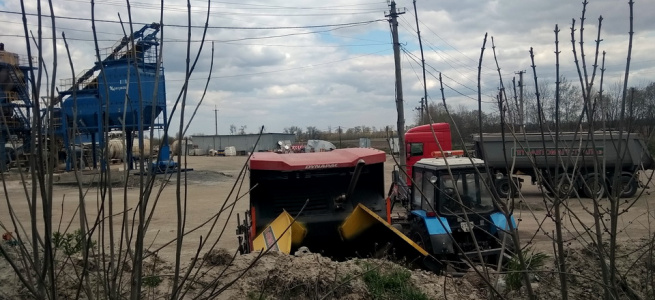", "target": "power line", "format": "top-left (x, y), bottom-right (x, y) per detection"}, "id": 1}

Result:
top-left (0, 10), bottom-right (385, 30)
top-left (396, 16), bottom-right (496, 86)
top-left (400, 46), bottom-right (497, 104)
top-left (401, 46), bottom-right (478, 94)
top-left (55, 0), bottom-right (388, 13)
top-left (186, 0), bottom-right (388, 10)
top-left (408, 11), bottom-right (493, 70)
